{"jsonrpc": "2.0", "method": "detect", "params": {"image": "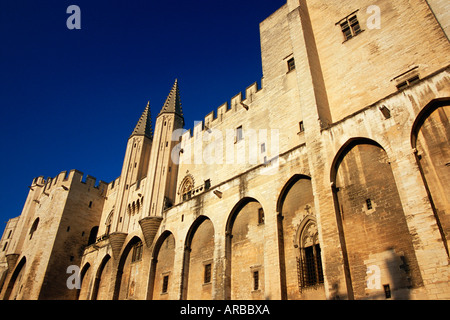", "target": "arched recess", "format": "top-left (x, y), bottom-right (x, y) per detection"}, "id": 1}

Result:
top-left (148, 231), bottom-right (176, 300)
top-left (3, 256), bottom-right (26, 300)
top-left (331, 138), bottom-right (423, 300)
top-left (113, 236), bottom-right (144, 300)
top-left (225, 197), bottom-right (265, 300)
top-left (411, 98), bottom-right (450, 256)
top-left (91, 254), bottom-right (112, 300)
top-left (77, 263), bottom-right (91, 300)
top-left (181, 216), bottom-right (215, 300)
top-left (276, 175), bottom-right (325, 300)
